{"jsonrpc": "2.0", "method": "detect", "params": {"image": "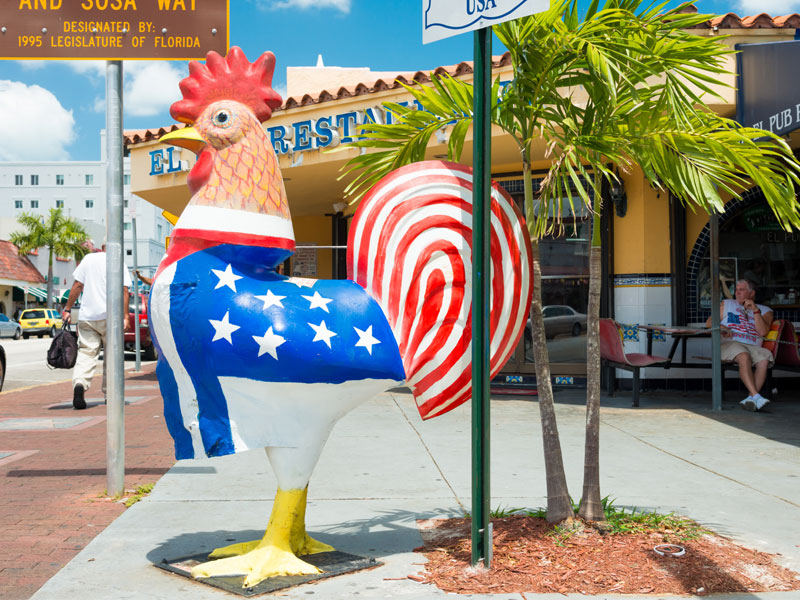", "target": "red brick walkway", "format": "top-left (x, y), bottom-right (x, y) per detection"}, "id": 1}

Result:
top-left (0, 365), bottom-right (175, 600)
